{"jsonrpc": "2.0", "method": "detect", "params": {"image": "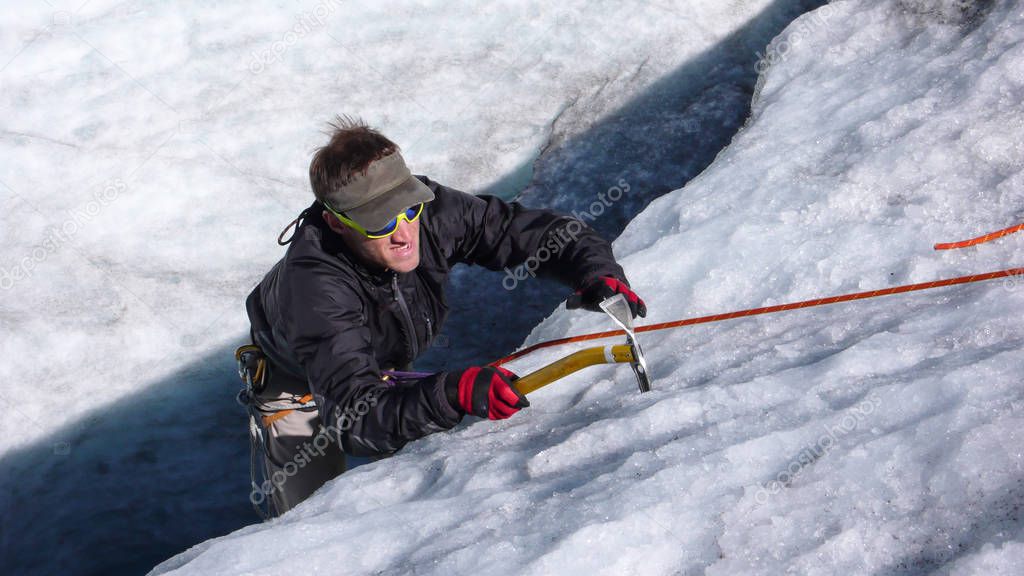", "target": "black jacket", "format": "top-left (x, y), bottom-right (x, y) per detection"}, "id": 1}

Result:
top-left (246, 176), bottom-right (625, 456)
